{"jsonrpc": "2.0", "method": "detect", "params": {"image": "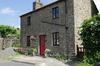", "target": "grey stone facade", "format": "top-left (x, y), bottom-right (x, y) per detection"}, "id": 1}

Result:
top-left (20, 0), bottom-right (98, 58)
